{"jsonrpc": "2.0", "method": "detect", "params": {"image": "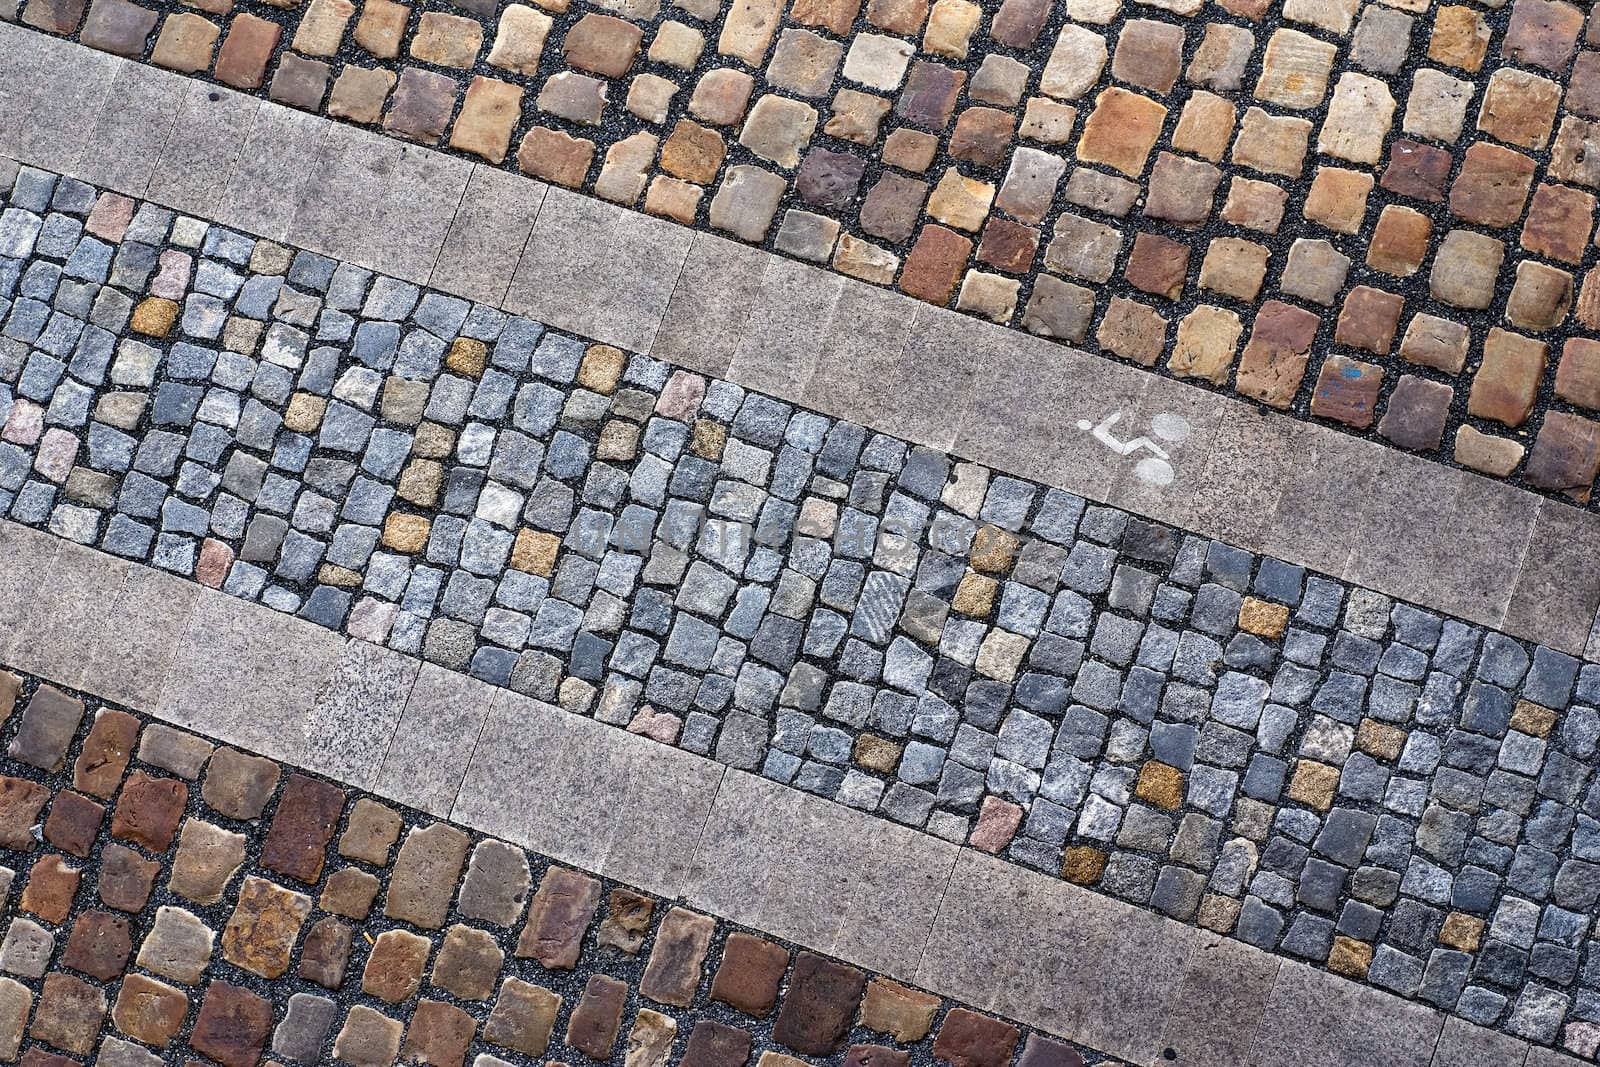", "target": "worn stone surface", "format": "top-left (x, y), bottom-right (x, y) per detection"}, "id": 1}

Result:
top-left (772, 953), bottom-right (866, 1055)
top-left (221, 876), bottom-right (314, 979)
top-left (517, 864), bottom-right (602, 967)
top-left (260, 773), bottom-right (345, 884)
top-left (387, 823), bottom-right (472, 929)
